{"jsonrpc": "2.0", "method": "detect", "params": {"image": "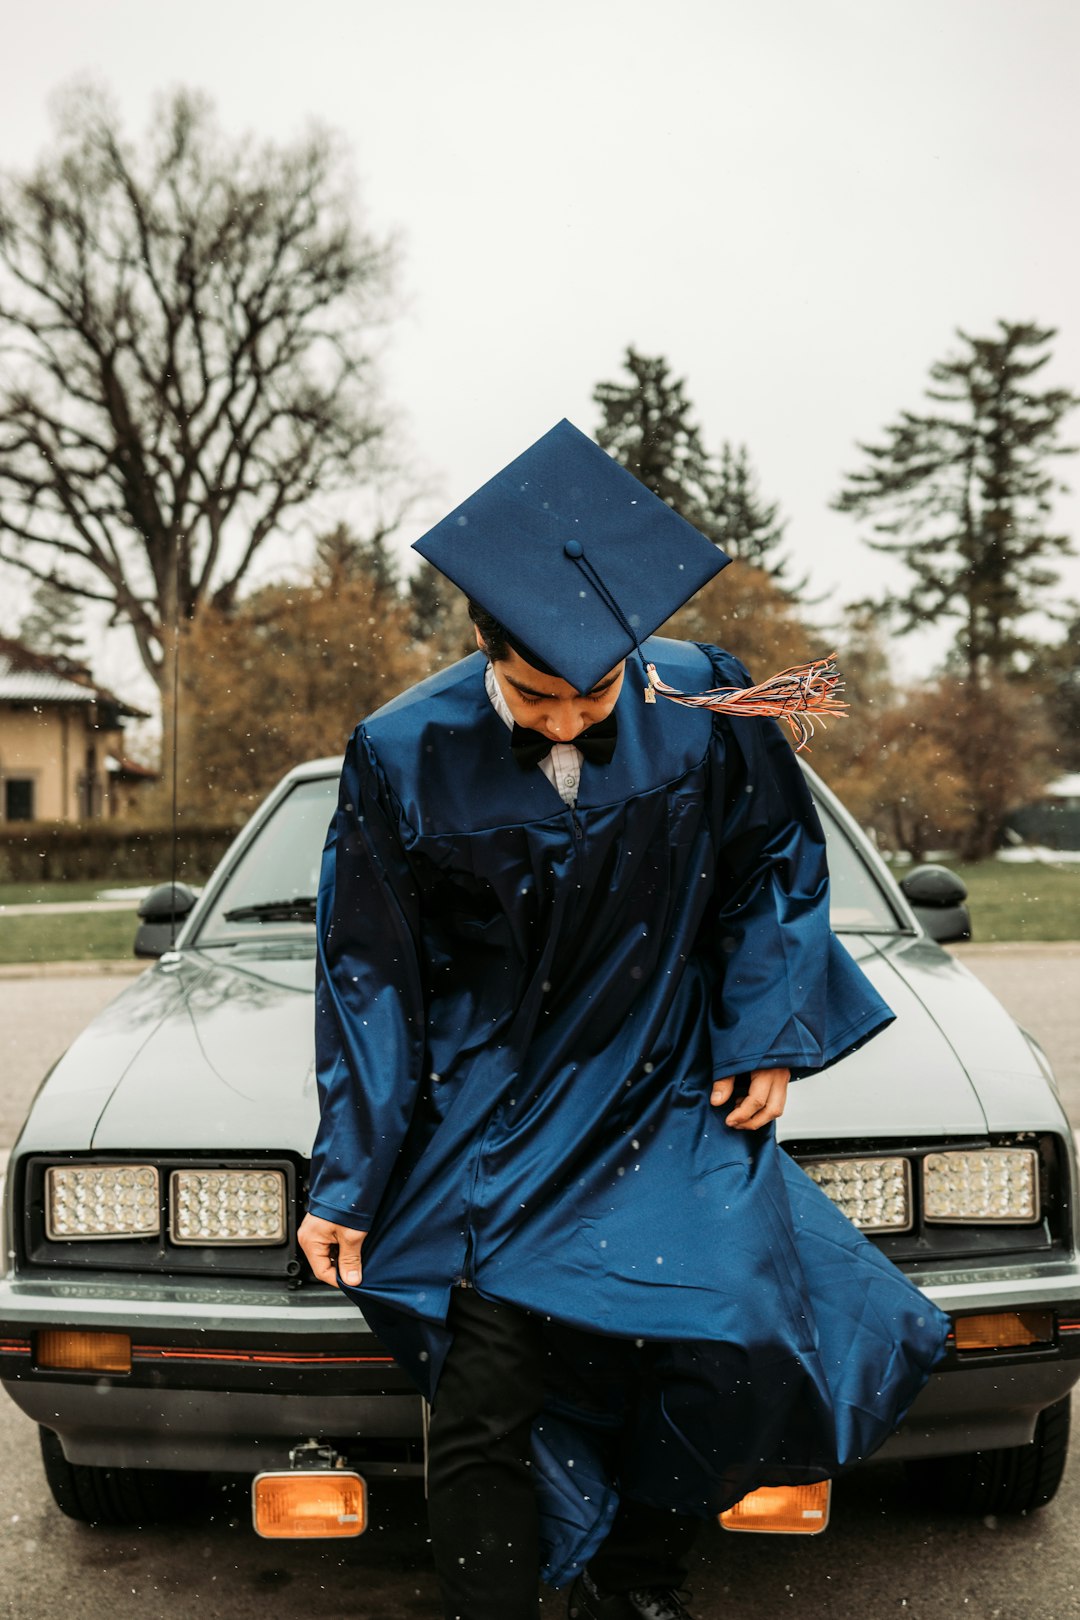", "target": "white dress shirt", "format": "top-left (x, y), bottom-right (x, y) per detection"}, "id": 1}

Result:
top-left (485, 661), bottom-right (582, 806)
